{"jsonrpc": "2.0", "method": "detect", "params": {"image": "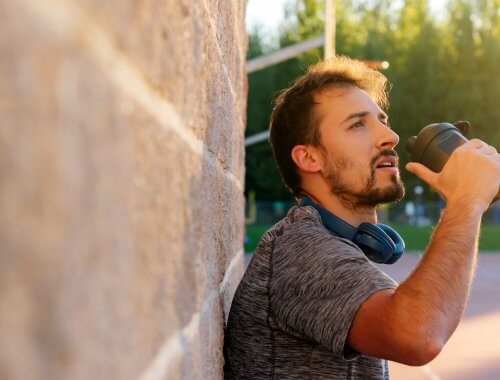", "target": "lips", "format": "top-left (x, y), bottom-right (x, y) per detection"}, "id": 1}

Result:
top-left (375, 155), bottom-right (397, 169)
